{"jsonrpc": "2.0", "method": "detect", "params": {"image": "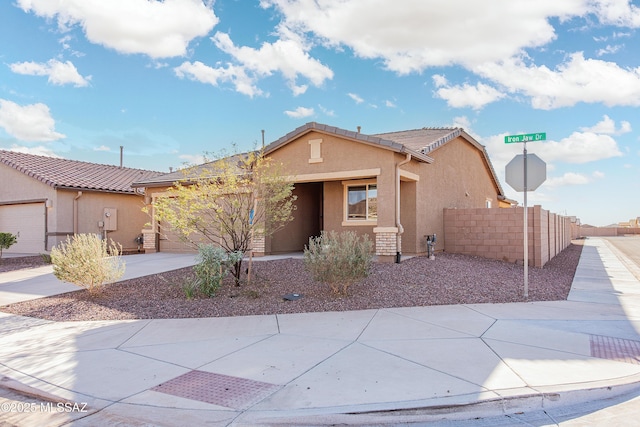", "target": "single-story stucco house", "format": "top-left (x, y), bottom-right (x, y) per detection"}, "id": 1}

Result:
top-left (135, 122), bottom-right (512, 261)
top-left (0, 150), bottom-right (163, 254)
